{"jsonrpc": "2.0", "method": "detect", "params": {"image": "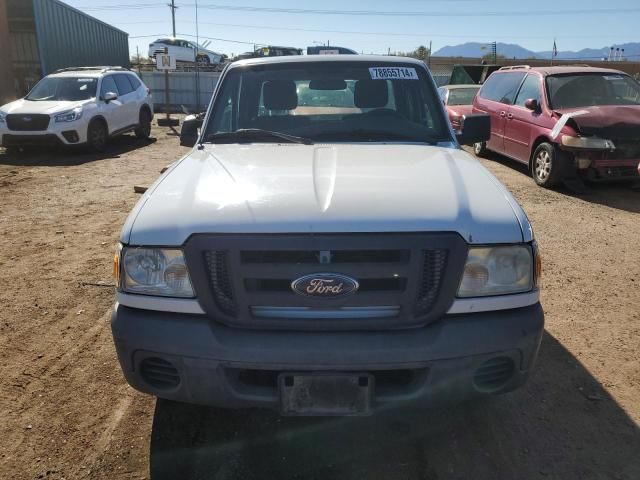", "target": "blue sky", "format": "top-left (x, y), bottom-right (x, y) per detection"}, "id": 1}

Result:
top-left (63, 0), bottom-right (640, 58)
